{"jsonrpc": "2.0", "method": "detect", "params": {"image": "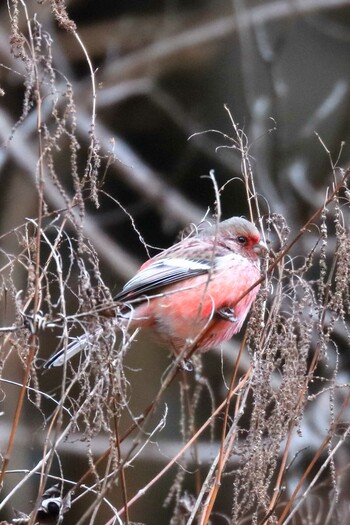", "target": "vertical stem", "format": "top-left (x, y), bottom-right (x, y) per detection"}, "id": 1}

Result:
top-left (0, 3), bottom-right (45, 491)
